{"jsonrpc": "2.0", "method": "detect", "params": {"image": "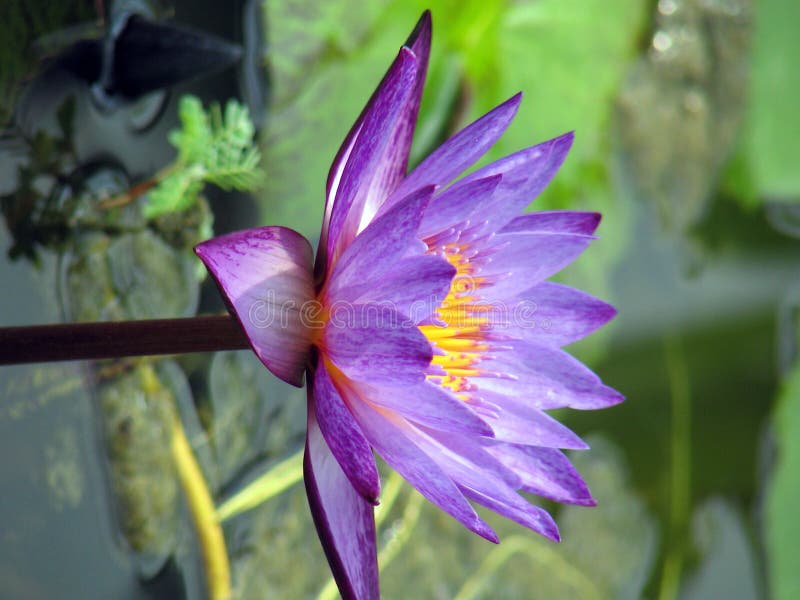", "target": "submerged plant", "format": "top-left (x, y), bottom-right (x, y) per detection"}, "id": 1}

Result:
top-left (196, 11), bottom-right (621, 598)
